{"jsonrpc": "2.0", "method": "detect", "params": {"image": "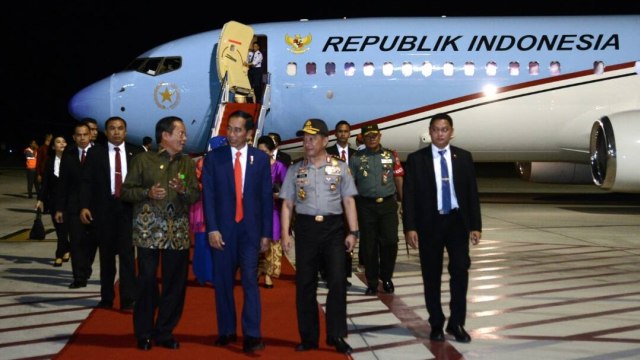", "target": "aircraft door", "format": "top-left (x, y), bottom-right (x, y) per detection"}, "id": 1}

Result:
top-left (217, 21), bottom-right (253, 96)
